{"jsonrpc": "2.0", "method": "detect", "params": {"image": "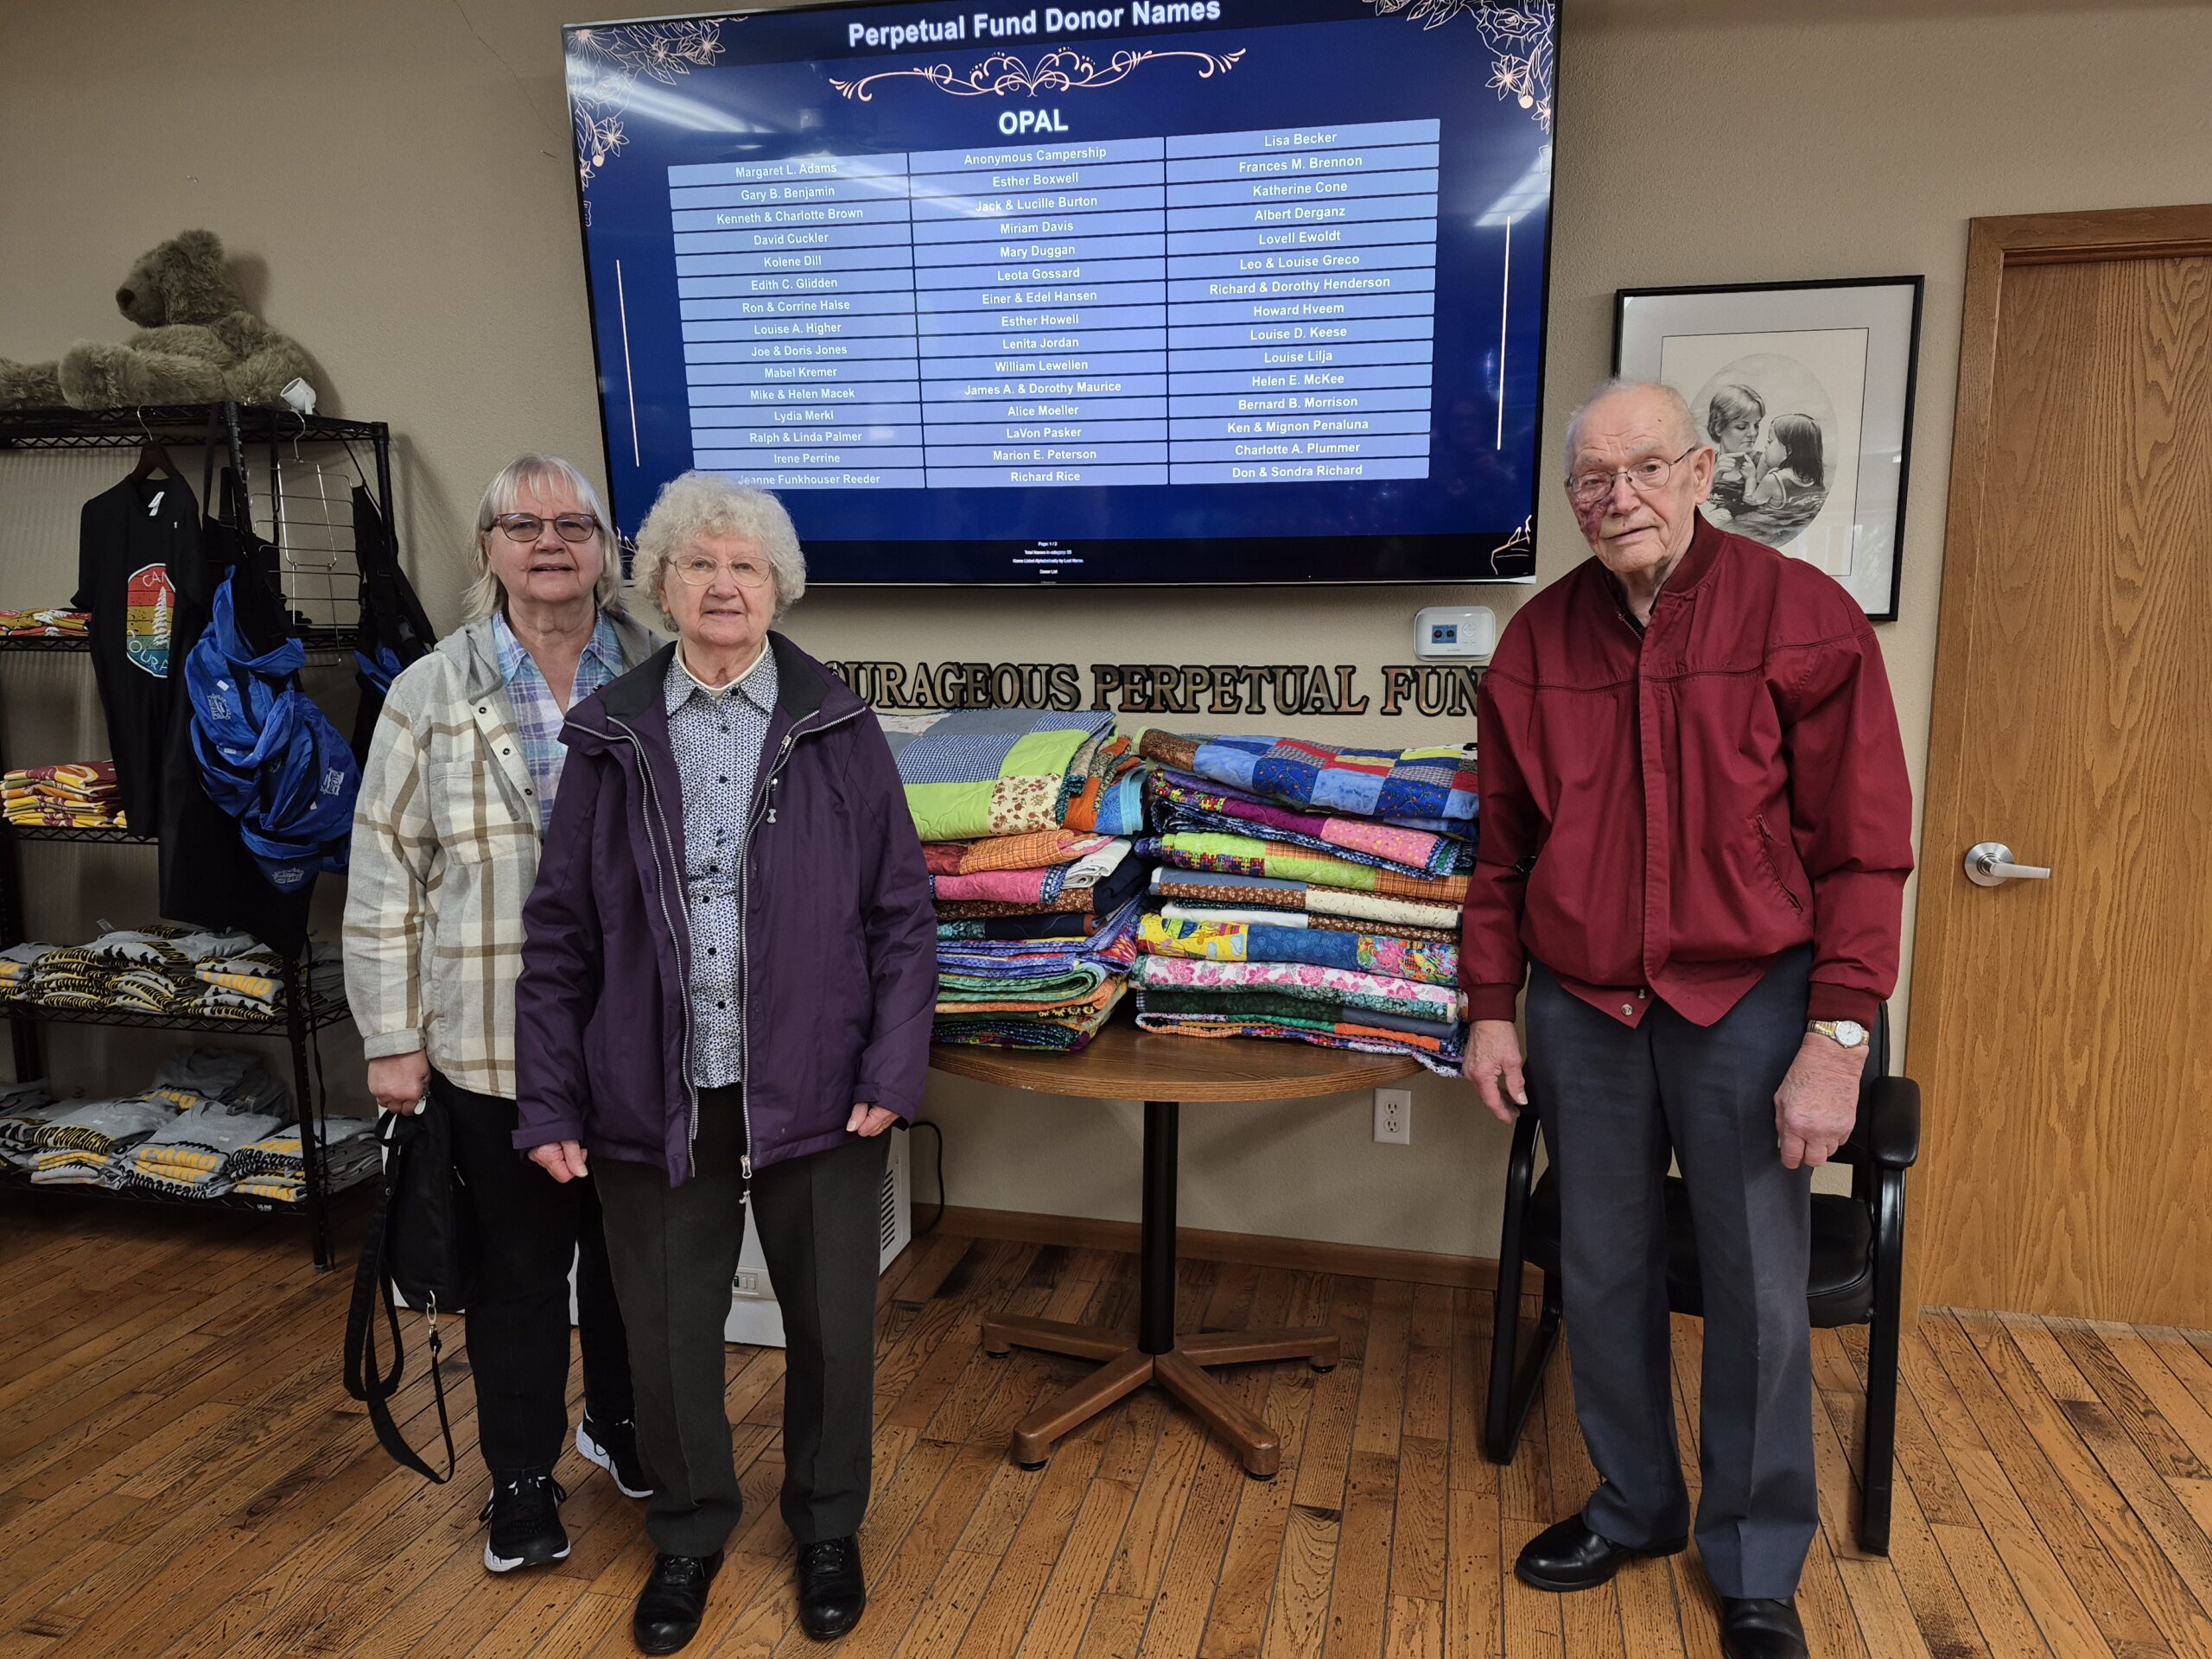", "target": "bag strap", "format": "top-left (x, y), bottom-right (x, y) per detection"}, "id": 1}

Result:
top-left (342, 1113), bottom-right (457, 1484)
top-left (341, 1128), bottom-right (403, 1402)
